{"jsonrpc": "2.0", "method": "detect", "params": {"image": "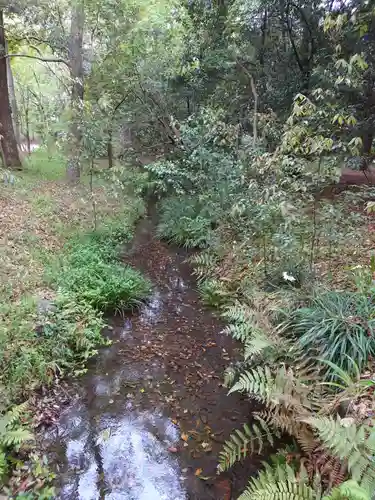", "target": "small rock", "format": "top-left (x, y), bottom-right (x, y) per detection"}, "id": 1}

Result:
top-left (37, 298), bottom-right (57, 315)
